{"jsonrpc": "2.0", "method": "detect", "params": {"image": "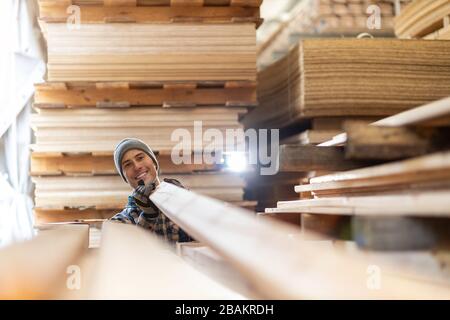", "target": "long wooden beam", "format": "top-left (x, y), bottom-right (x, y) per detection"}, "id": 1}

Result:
top-left (87, 221), bottom-right (246, 299)
top-left (0, 224), bottom-right (89, 299)
top-left (150, 182), bottom-right (450, 299)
